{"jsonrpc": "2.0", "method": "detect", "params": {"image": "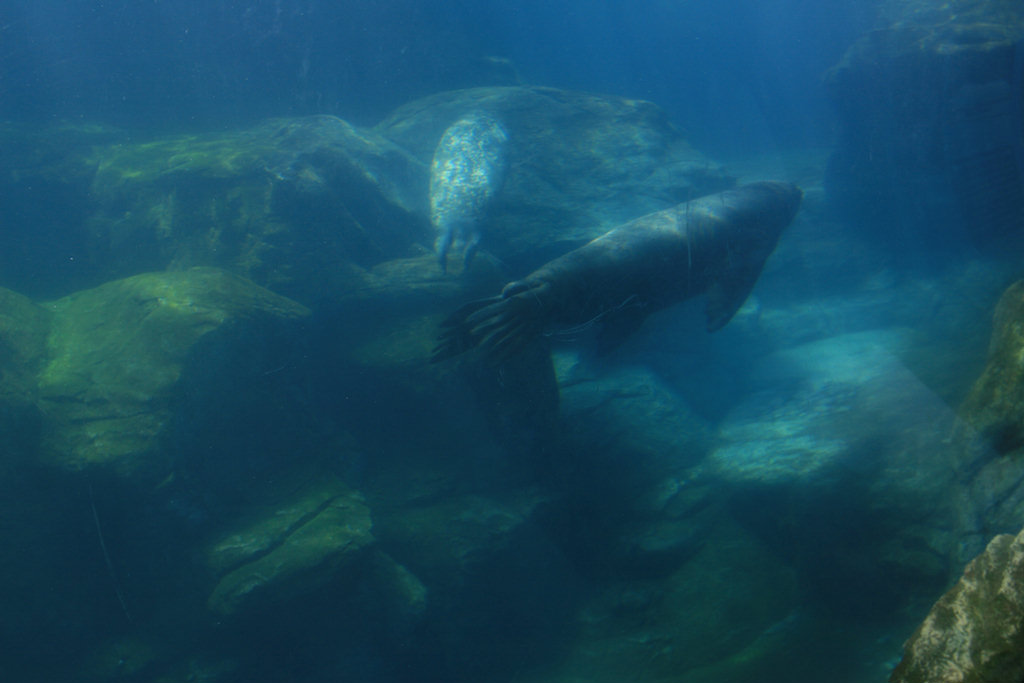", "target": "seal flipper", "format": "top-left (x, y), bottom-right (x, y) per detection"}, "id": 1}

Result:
top-left (431, 295), bottom-right (504, 362)
top-left (431, 281), bottom-right (549, 363)
top-left (705, 260), bottom-right (768, 332)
